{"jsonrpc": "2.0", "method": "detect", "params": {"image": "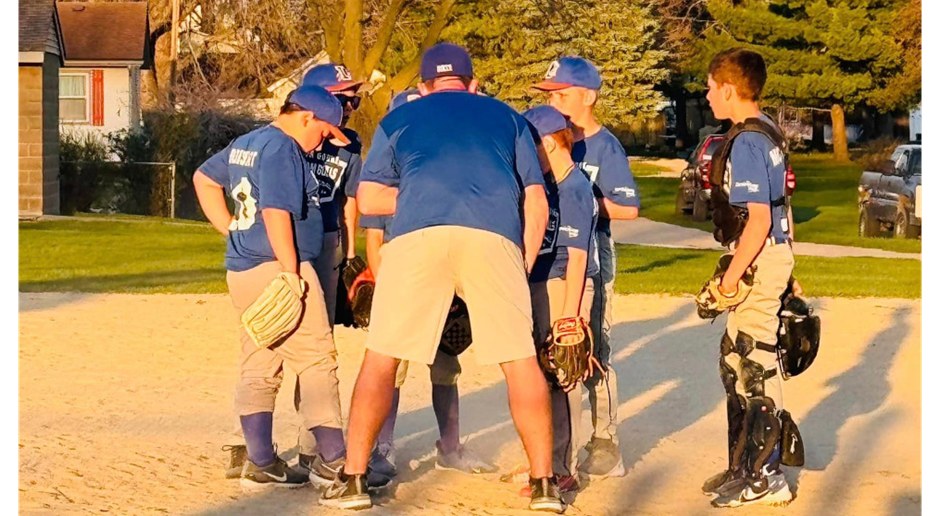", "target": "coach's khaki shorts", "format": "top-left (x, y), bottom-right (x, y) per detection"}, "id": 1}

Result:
top-left (726, 242), bottom-right (795, 344)
top-left (394, 350), bottom-right (462, 388)
top-left (367, 226), bottom-right (535, 365)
